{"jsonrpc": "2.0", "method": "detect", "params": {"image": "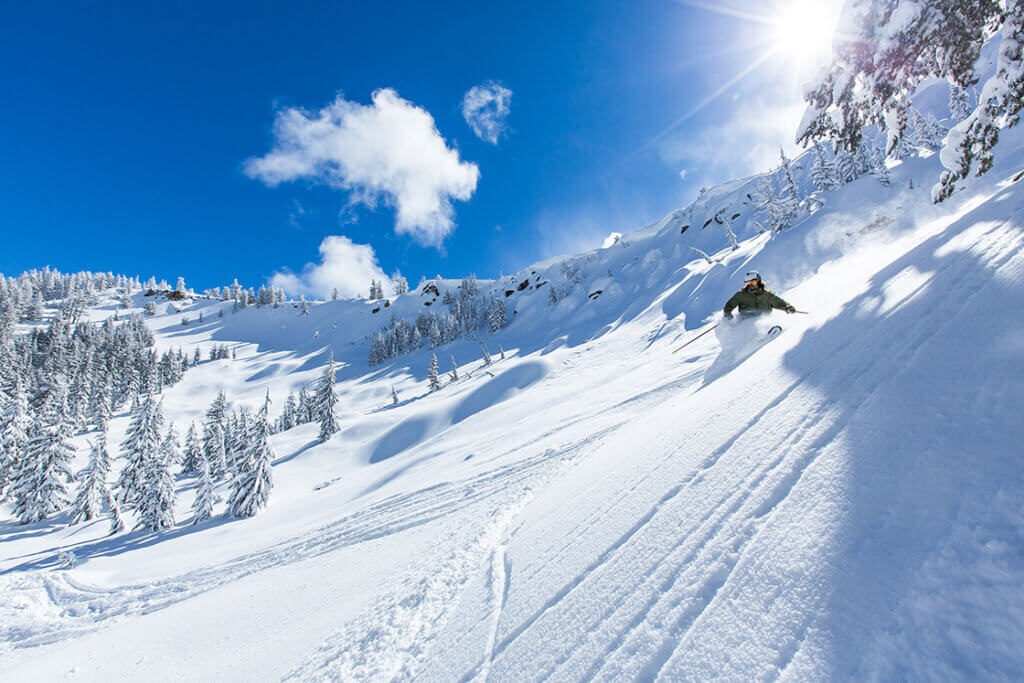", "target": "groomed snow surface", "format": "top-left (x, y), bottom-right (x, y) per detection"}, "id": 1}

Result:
top-left (3, 142), bottom-right (1024, 680)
